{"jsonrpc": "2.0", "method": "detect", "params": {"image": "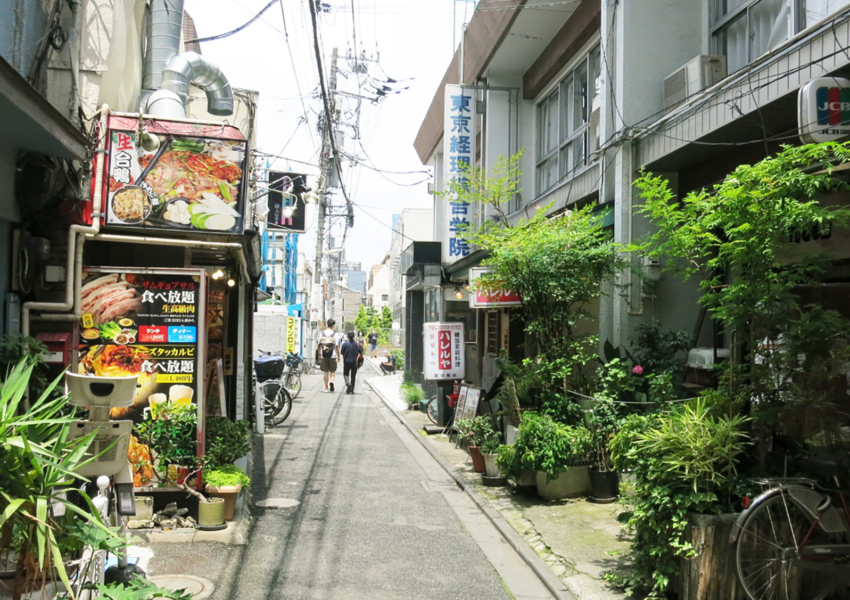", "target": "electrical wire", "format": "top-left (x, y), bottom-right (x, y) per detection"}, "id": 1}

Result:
top-left (186, 0), bottom-right (279, 43)
top-left (279, 0), bottom-right (318, 155)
